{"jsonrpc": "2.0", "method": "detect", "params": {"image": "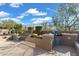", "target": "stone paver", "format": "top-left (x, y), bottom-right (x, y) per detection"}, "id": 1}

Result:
top-left (5, 47), bottom-right (26, 56)
top-left (0, 37), bottom-right (77, 56)
top-left (37, 46), bottom-right (77, 56)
